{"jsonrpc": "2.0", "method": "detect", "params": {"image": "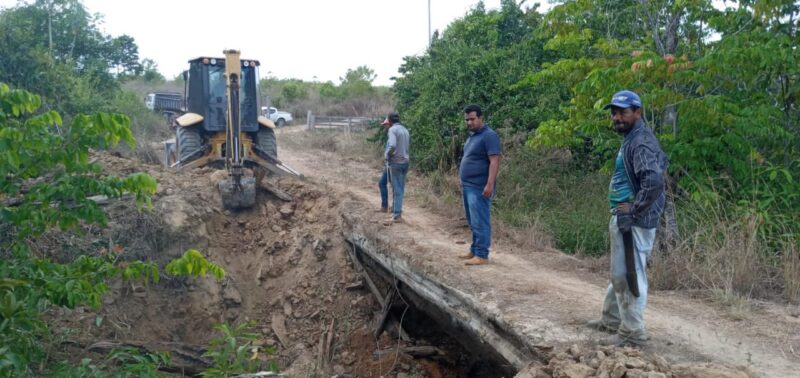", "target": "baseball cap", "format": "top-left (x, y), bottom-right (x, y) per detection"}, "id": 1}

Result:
top-left (603, 90), bottom-right (642, 109)
top-left (381, 118), bottom-right (390, 126)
